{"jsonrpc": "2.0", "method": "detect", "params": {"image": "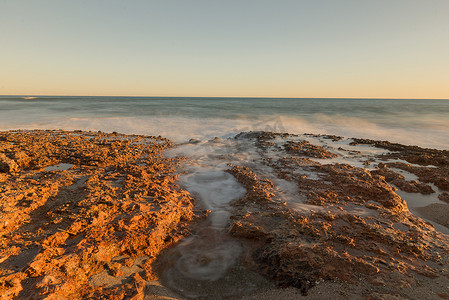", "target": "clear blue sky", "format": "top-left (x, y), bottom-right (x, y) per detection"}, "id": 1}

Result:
top-left (1, 0), bottom-right (448, 98)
